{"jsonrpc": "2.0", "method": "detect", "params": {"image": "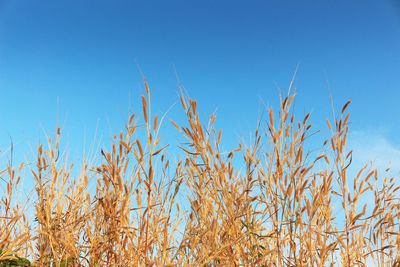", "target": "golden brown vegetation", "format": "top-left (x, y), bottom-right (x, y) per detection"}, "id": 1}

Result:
top-left (1, 78), bottom-right (399, 266)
